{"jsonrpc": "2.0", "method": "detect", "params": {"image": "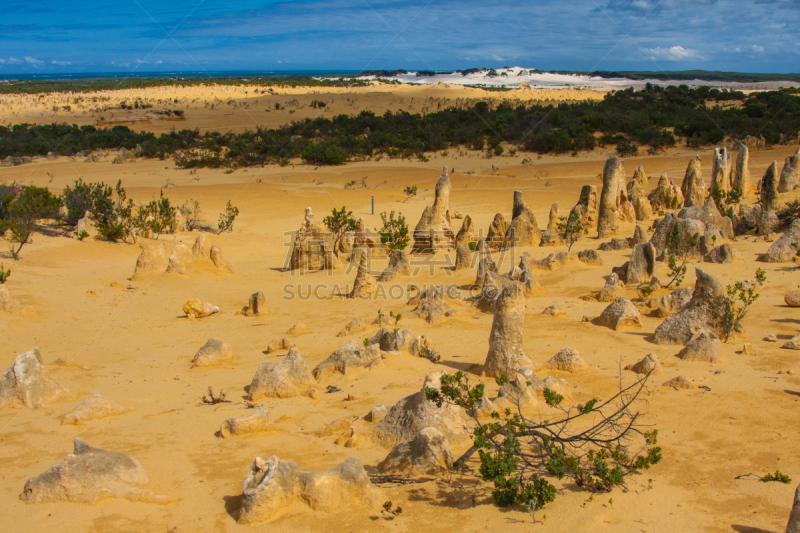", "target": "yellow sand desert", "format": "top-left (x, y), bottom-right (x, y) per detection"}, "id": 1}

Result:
top-left (1, 85), bottom-right (799, 533)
